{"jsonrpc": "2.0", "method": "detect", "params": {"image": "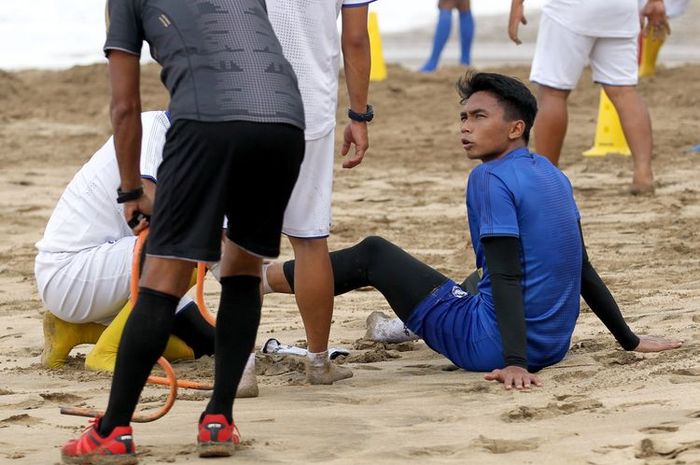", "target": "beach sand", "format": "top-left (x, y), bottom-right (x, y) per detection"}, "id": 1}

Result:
top-left (1, 11), bottom-right (700, 465)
